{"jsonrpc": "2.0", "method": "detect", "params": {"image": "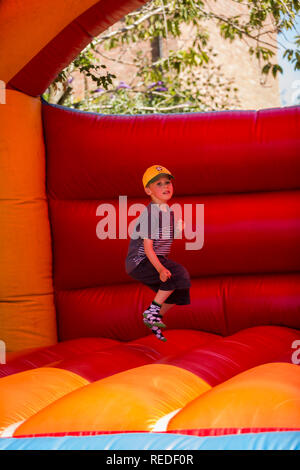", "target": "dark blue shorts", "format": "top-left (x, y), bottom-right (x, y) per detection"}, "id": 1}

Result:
top-left (128, 255), bottom-right (191, 305)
